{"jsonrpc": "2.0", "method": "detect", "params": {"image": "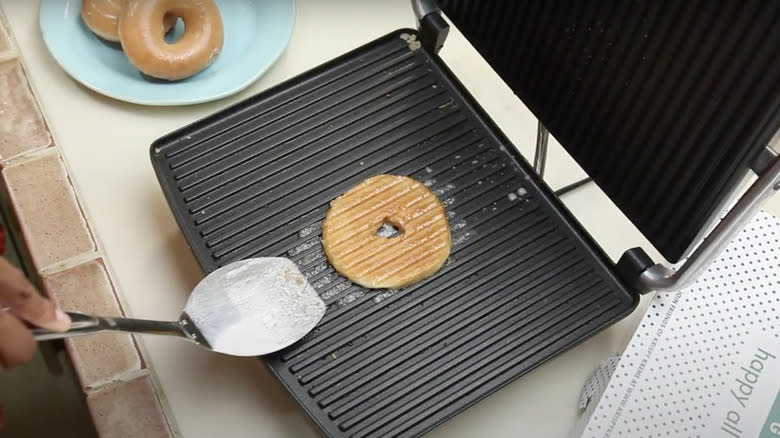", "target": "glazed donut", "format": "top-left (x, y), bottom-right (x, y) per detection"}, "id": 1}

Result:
top-left (81, 0), bottom-right (177, 43)
top-left (322, 175), bottom-right (452, 289)
top-left (118, 0), bottom-right (224, 81)
top-left (81, 0), bottom-right (125, 42)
